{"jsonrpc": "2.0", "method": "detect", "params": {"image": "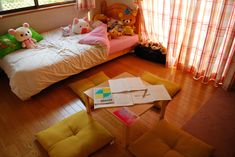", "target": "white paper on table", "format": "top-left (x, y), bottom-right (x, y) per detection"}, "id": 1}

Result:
top-left (131, 85), bottom-right (171, 104)
top-left (93, 85), bottom-right (171, 109)
top-left (108, 77), bottom-right (146, 93)
top-left (131, 90), bottom-right (155, 104)
top-left (147, 85), bottom-right (172, 101)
